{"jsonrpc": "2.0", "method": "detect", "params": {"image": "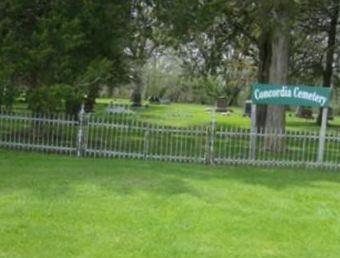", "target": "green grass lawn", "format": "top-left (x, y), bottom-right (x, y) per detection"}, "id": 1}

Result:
top-left (96, 98), bottom-right (340, 129)
top-left (10, 98), bottom-right (340, 129)
top-left (1, 151), bottom-right (340, 257)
